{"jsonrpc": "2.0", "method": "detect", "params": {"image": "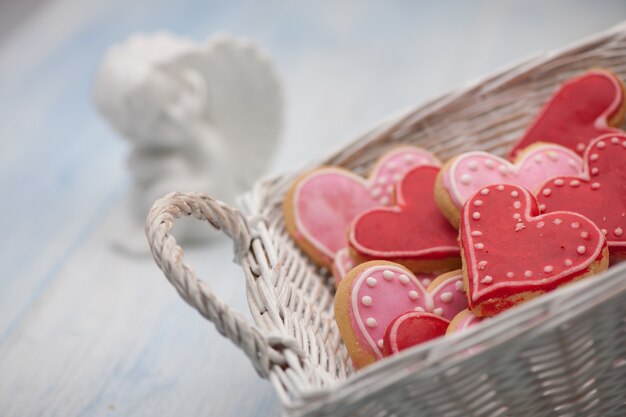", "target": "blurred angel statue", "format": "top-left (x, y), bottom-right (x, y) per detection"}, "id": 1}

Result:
top-left (93, 32), bottom-right (283, 252)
